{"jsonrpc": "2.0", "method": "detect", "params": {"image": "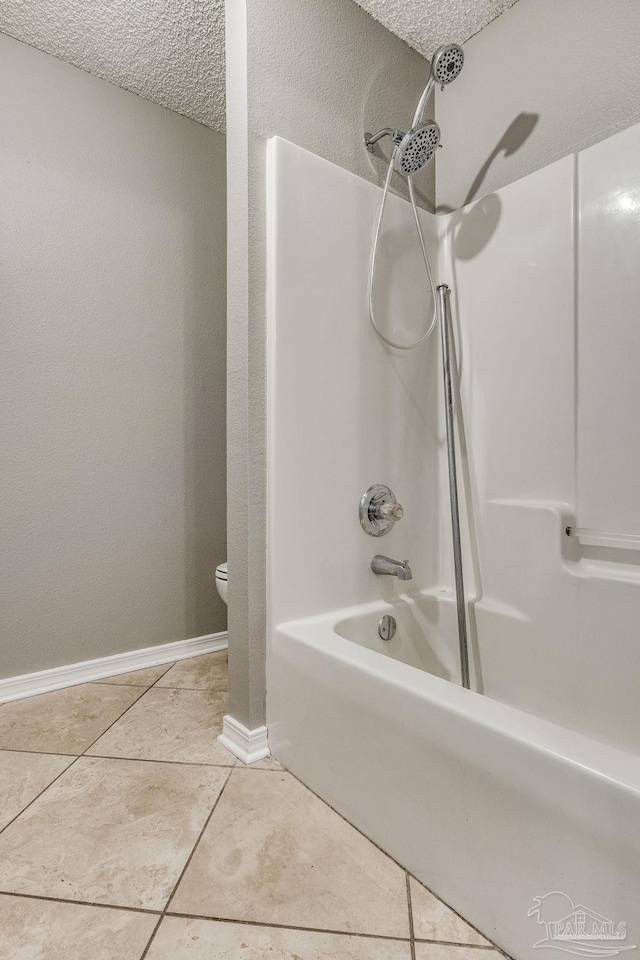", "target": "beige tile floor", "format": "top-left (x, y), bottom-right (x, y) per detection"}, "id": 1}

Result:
top-left (0, 650), bottom-right (505, 959)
